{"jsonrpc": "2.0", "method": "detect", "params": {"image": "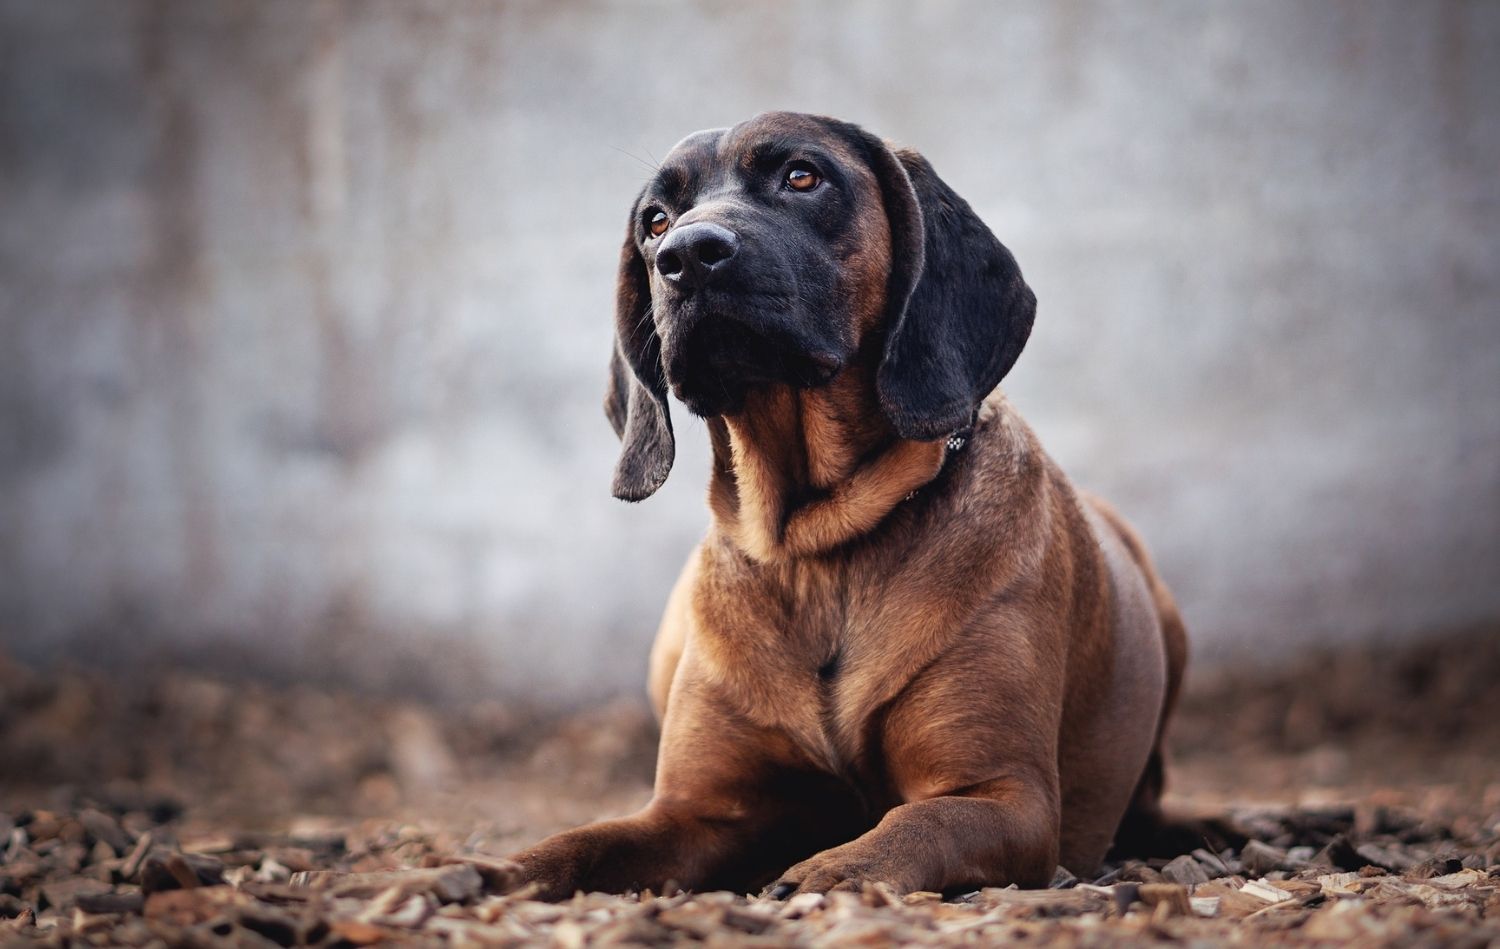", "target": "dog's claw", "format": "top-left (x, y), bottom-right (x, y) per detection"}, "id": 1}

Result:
top-left (767, 882), bottom-right (796, 900)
